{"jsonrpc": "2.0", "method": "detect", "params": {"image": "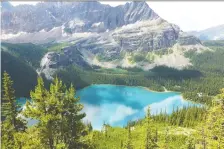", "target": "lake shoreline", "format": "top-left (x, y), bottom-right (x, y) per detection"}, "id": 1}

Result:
top-left (80, 83), bottom-right (181, 94)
